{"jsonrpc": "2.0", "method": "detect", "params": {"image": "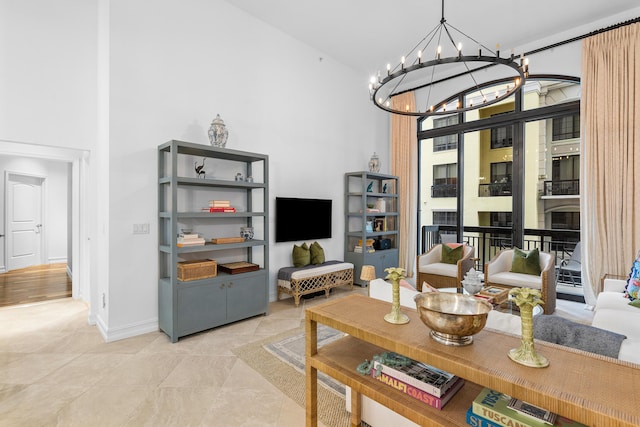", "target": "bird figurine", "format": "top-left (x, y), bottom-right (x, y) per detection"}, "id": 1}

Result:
top-left (367, 181), bottom-right (374, 192)
top-left (195, 158), bottom-right (206, 178)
